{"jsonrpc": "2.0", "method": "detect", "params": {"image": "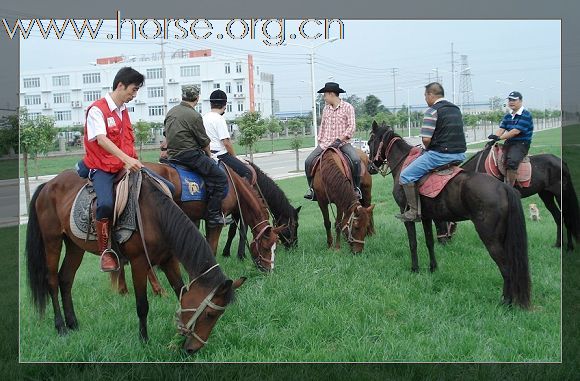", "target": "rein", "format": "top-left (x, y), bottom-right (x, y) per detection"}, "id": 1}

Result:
top-left (175, 263), bottom-right (224, 345)
top-left (340, 201), bottom-right (366, 245)
top-left (373, 133), bottom-right (407, 177)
